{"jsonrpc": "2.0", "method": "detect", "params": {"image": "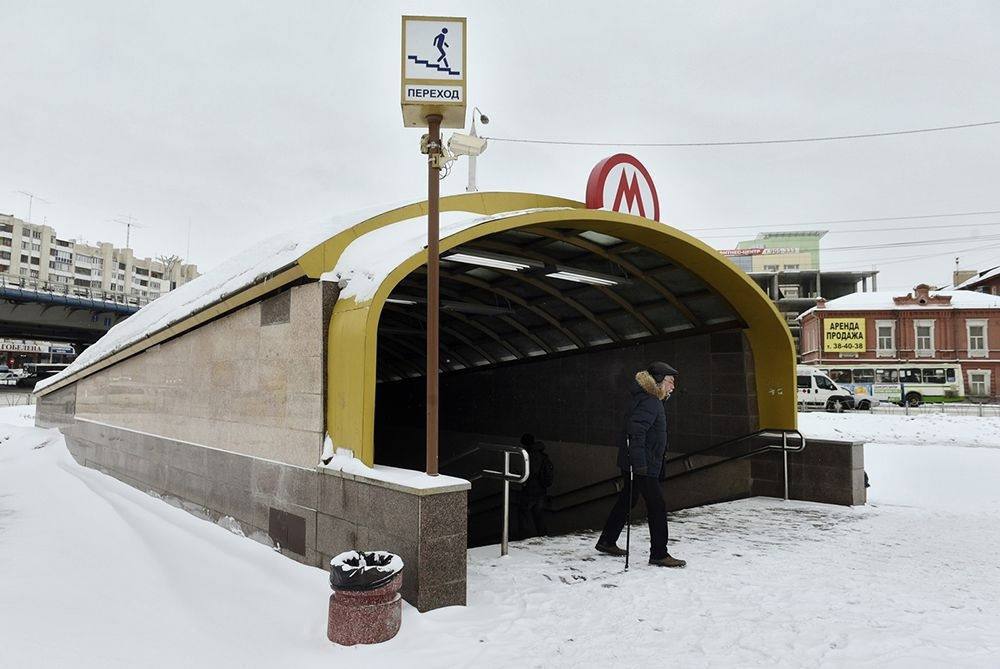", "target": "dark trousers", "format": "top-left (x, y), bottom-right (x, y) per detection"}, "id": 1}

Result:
top-left (516, 498), bottom-right (547, 539)
top-left (598, 473), bottom-right (668, 559)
